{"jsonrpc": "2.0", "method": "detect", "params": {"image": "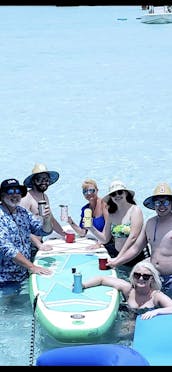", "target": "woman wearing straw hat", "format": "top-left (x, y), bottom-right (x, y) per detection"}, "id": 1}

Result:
top-left (87, 180), bottom-right (146, 268)
top-left (20, 163), bottom-right (66, 256)
top-left (107, 182), bottom-right (172, 295)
